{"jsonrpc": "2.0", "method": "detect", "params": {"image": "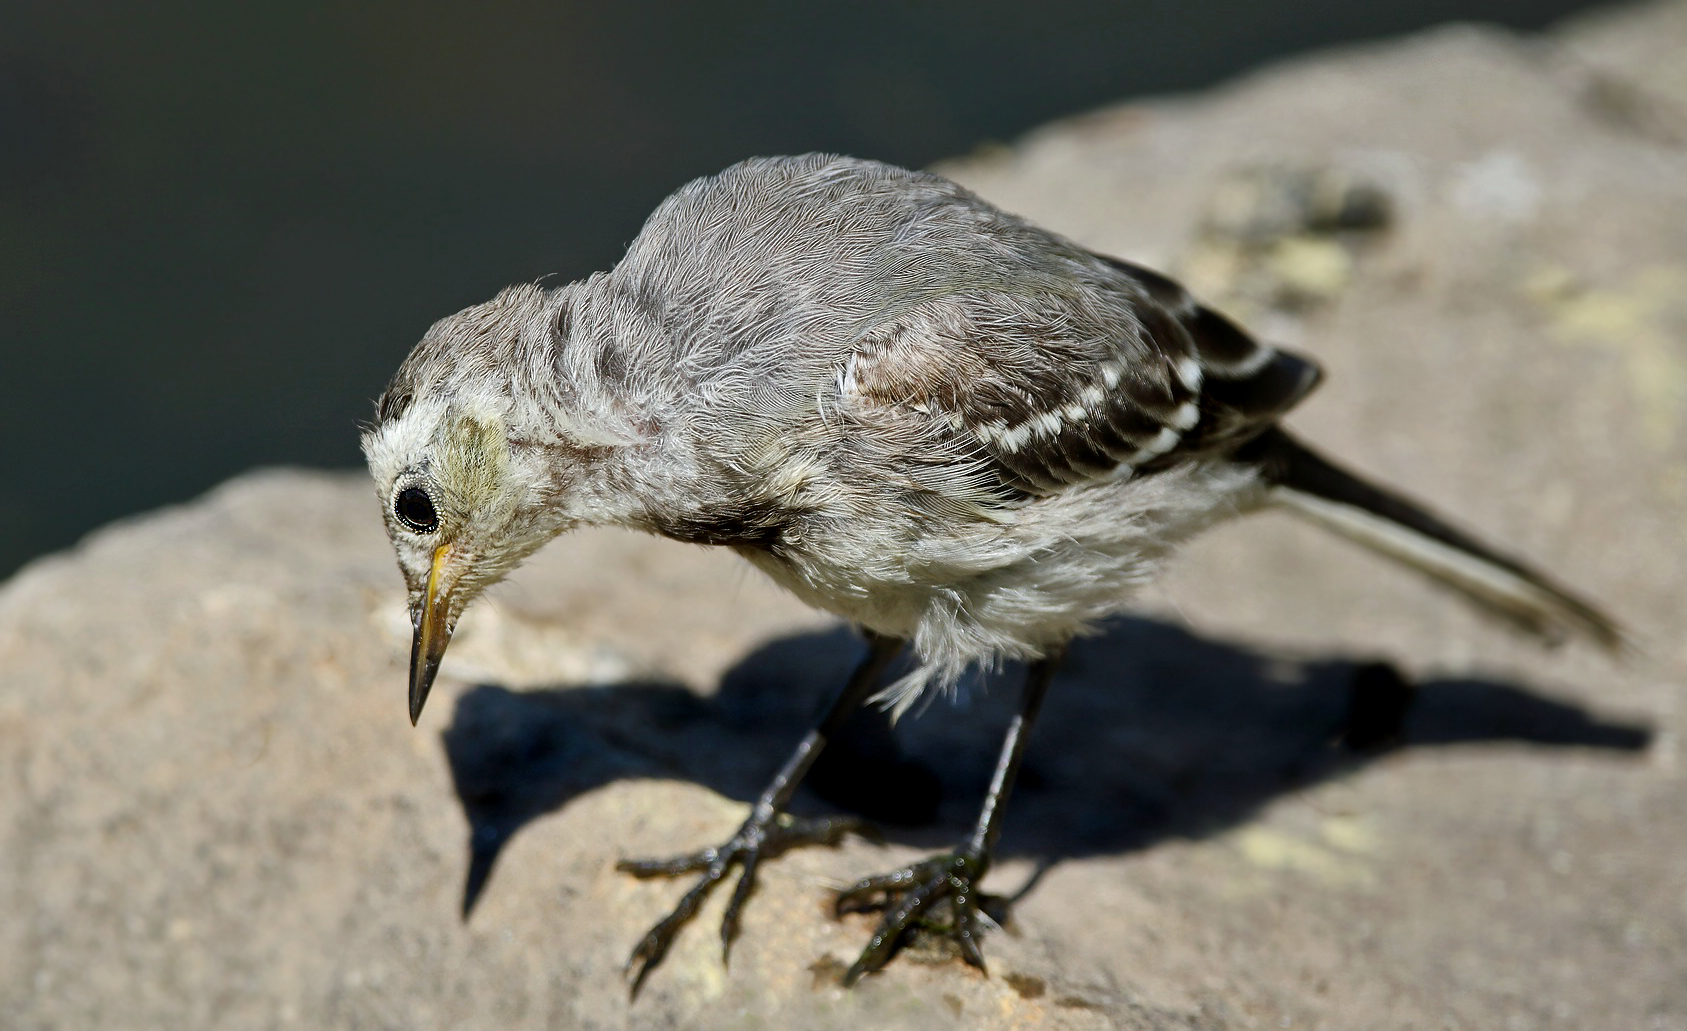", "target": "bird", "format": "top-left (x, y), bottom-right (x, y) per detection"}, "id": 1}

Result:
top-left (361, 153), bottom-right (1621, 994)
